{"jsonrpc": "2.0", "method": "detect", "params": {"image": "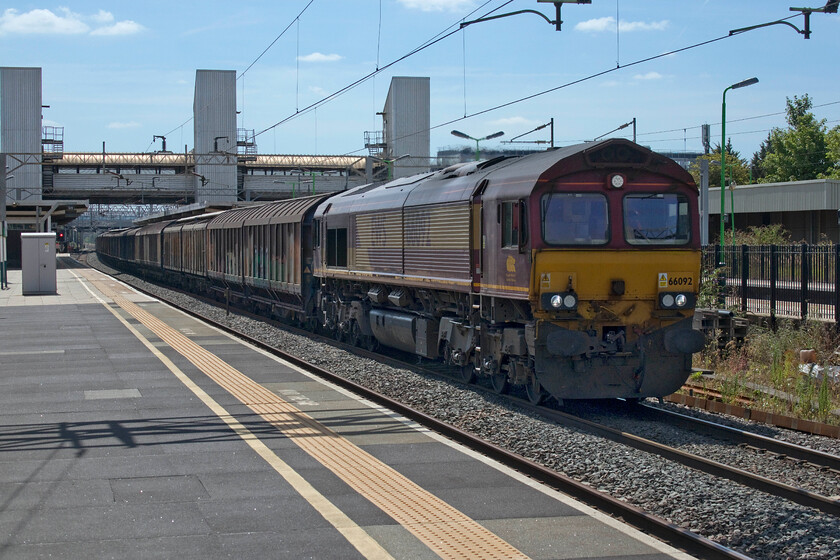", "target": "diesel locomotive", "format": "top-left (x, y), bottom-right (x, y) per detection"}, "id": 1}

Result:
top-left (97, 138), bottom-right (705, 404)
